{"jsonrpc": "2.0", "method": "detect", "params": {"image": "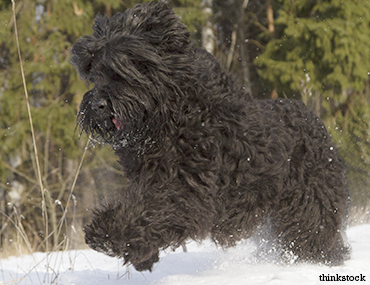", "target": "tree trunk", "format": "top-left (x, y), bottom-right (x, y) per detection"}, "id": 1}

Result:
top-left (267, 0), bottom-right (275, 34)
top-left (202, 0), bottom-right (215, 54)
top-left (237, 0), bottom-right (252, 94)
